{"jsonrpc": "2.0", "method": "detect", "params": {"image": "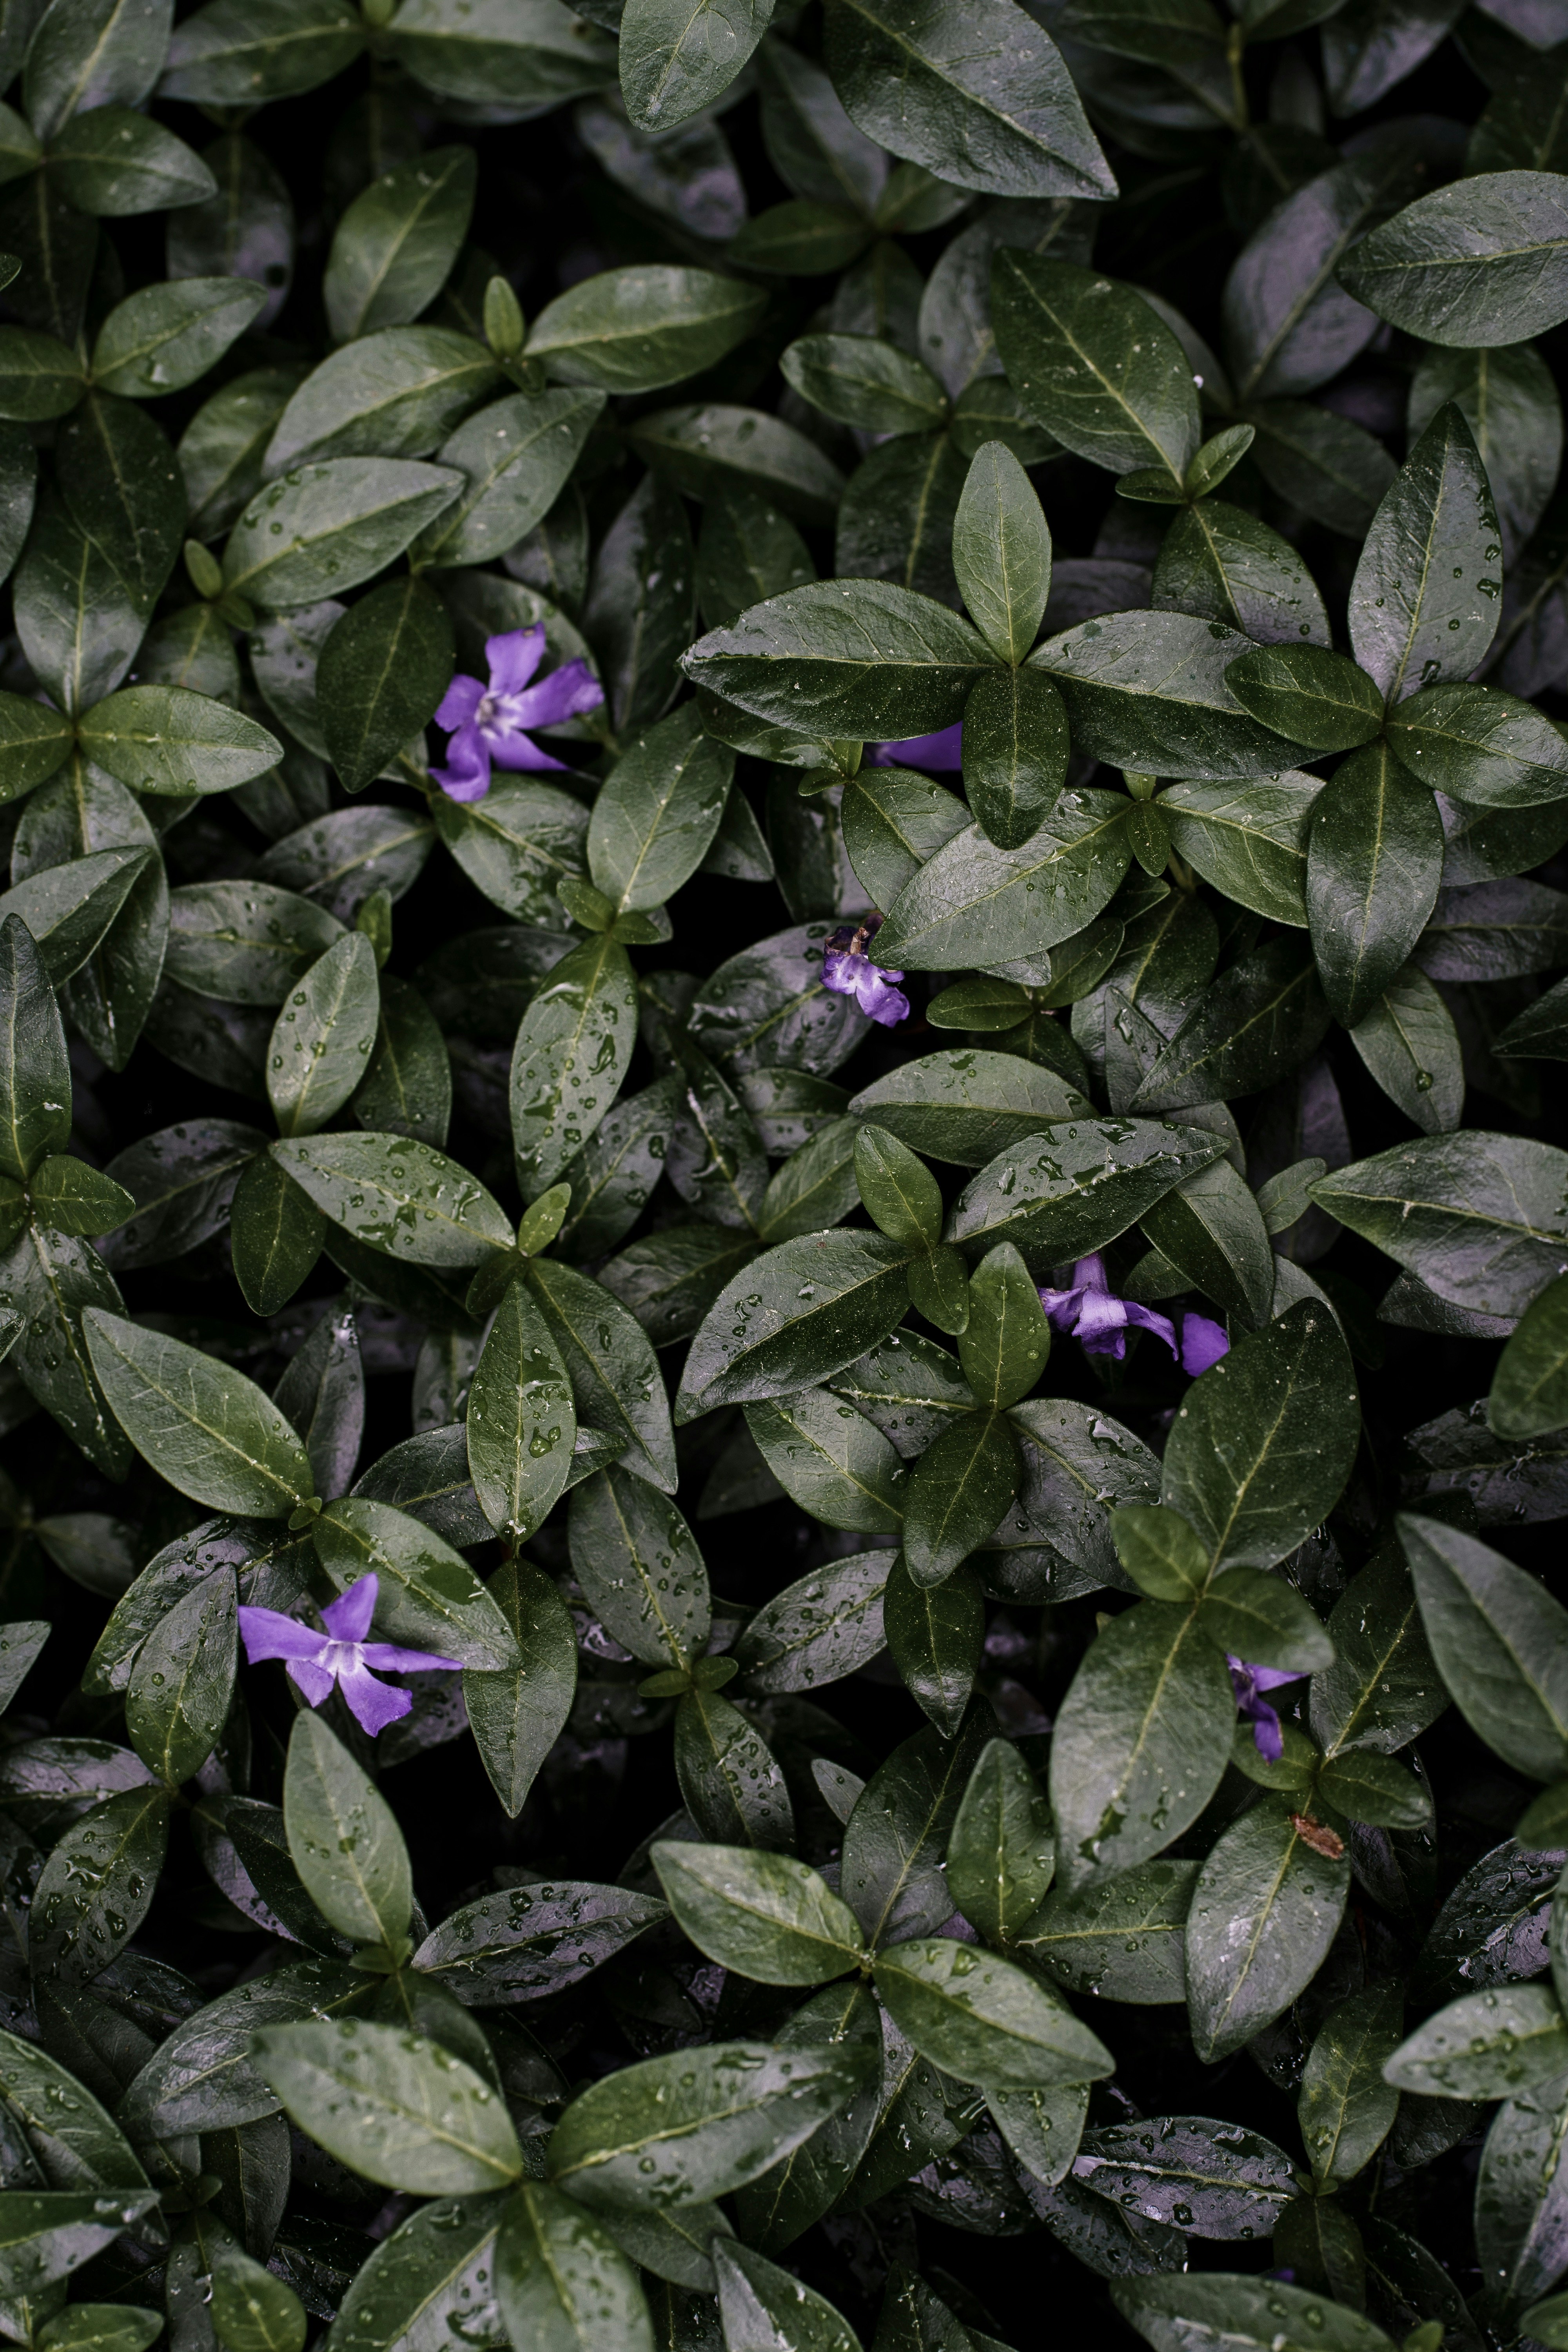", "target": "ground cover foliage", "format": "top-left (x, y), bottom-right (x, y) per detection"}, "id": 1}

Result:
top-left (1, 0), bottom-right (1568, 2349)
